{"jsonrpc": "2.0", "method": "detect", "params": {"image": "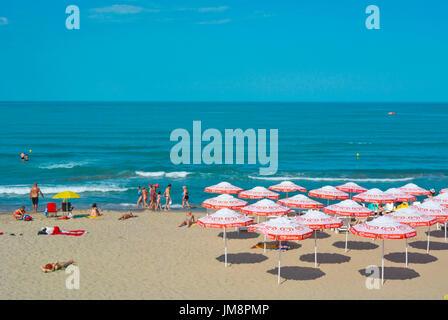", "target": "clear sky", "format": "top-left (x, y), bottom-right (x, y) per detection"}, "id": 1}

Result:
top-left (0, 0), bottom-right (447, 102)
